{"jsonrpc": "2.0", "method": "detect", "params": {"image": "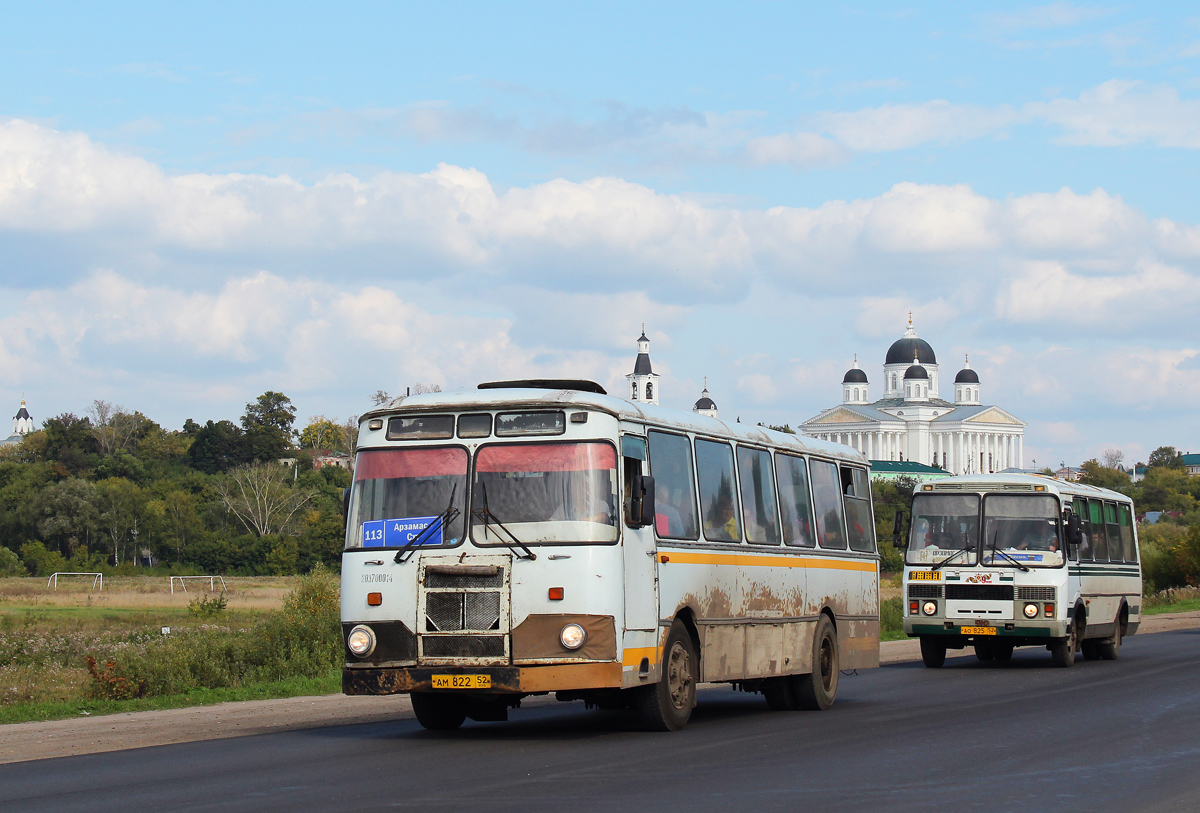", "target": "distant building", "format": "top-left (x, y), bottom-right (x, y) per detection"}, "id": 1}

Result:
top-left (803, 316), bottom-right (1025, 474)
top-left (868, 460), bottom-right (952, 483)
top-left (625, 327), bottom-right (660, 406)
top-left (313, 450), bottom-right (352, 470)
top-left (1, 400), bottom-right (34, 447)
top-left (1054, 466), bottom-right (1084, 482)
top-left (692, 380), bottom-right (718, 419)
top-left (1183, 453), bottom-right (1200, 476)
